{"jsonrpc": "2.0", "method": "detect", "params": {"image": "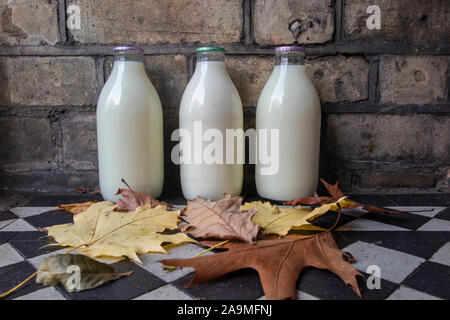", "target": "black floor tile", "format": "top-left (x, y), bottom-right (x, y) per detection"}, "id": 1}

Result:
top-left (172, 268), bottom-right (264, 300)
top-left (25, 210), bottom-right (73, 229)
top-left (58, 260), bottom-right (165, 300)
top-left (0, 261), bottom-right (43, 300)
top-left (404, 261), bottom-right (450, 299)
top-left (362, 211), bottom-right (431, 230)
top-left (333, 231), bottom-right (450, 259)
top-left (9, 231), bottom-right (63, 259)
top-left (27, 194), bottom-right (104, 207)
top-left (311, 212), bottom-right (357, 230)
top-left (0, 231), bottom-right (18, 245)
top-left (435, 207), bottom-right (450, 221)
top-left (348, 194), bottom-right (395, 207)
top-left (297, 268), bottom-right (398, 300)
top-left (0, 210), bottom-right (18, 222)
top-left (386, 194), bottom-right (450, 206)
